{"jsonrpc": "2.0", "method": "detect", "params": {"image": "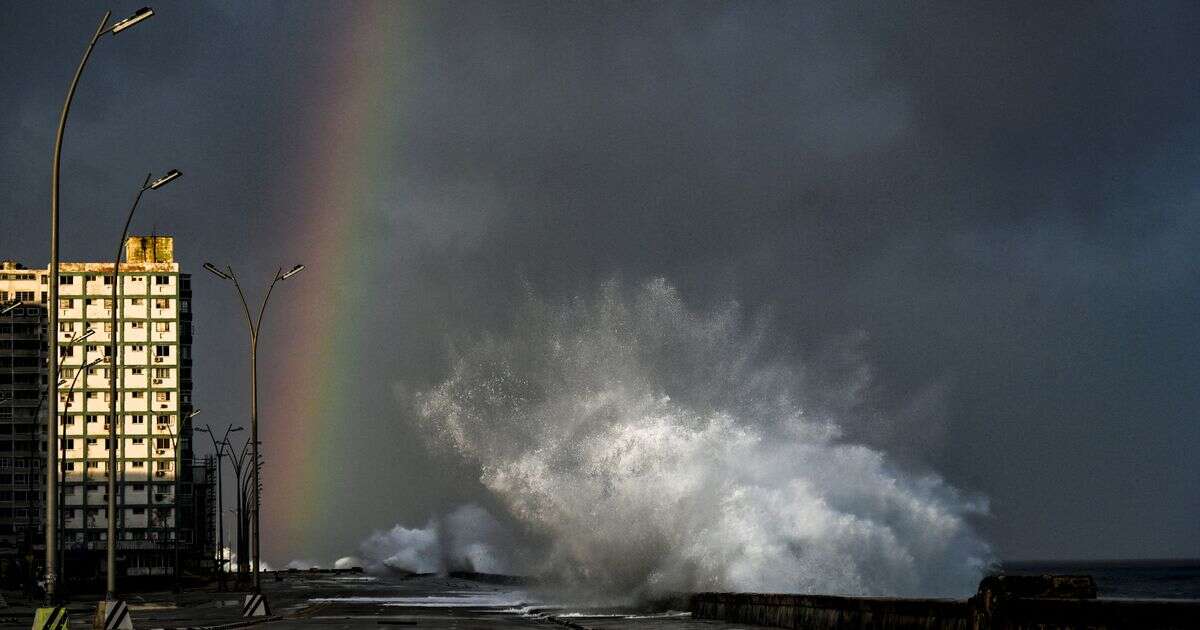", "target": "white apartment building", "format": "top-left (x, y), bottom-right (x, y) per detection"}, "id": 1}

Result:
top-left (0, 236), bottom-right (212, 584)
